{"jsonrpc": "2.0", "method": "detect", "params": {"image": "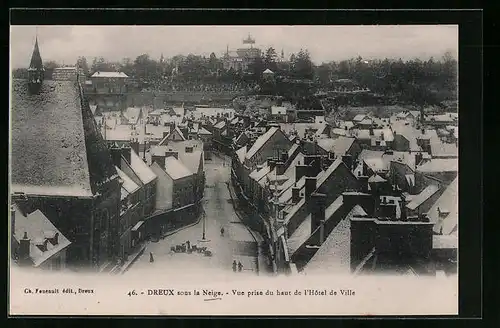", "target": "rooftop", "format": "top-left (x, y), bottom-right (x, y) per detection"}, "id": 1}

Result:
top-left (417, 158), bottom-right (458, 173)
top-left (303, 205), bottom-right (367, 275)
top-left (246, 127), bottom-right (281, 160)
top-left (11, 79), bottom-right (117, 197)
top-left (236, 146), bottom-right (247, 164)
top-left (427, 177), bottom-right (458, 235)
top-left (91, 71), bottom-right (128, 78)
top-left (13, 205), bottom-right (72, 267)
top-left (406, 184), bottom-right (440, 210)
top-left (129, 149), bottom-right (157, 184)
top-left (317, 137), bottom-right (355, 156)
top-left (116, 166), bottom-right (140, 195)
top-left (164, 156), bottom-right (192, 180)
